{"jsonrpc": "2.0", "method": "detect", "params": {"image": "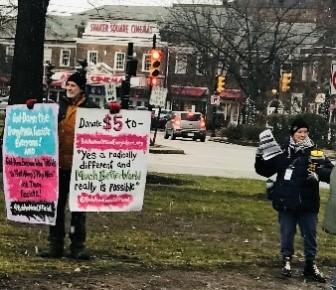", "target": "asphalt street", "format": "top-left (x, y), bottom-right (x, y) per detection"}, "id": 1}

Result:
top-left (148, 131), bottom-right (330, 189)
top-left (148, 131), bottom-right (263, 180)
